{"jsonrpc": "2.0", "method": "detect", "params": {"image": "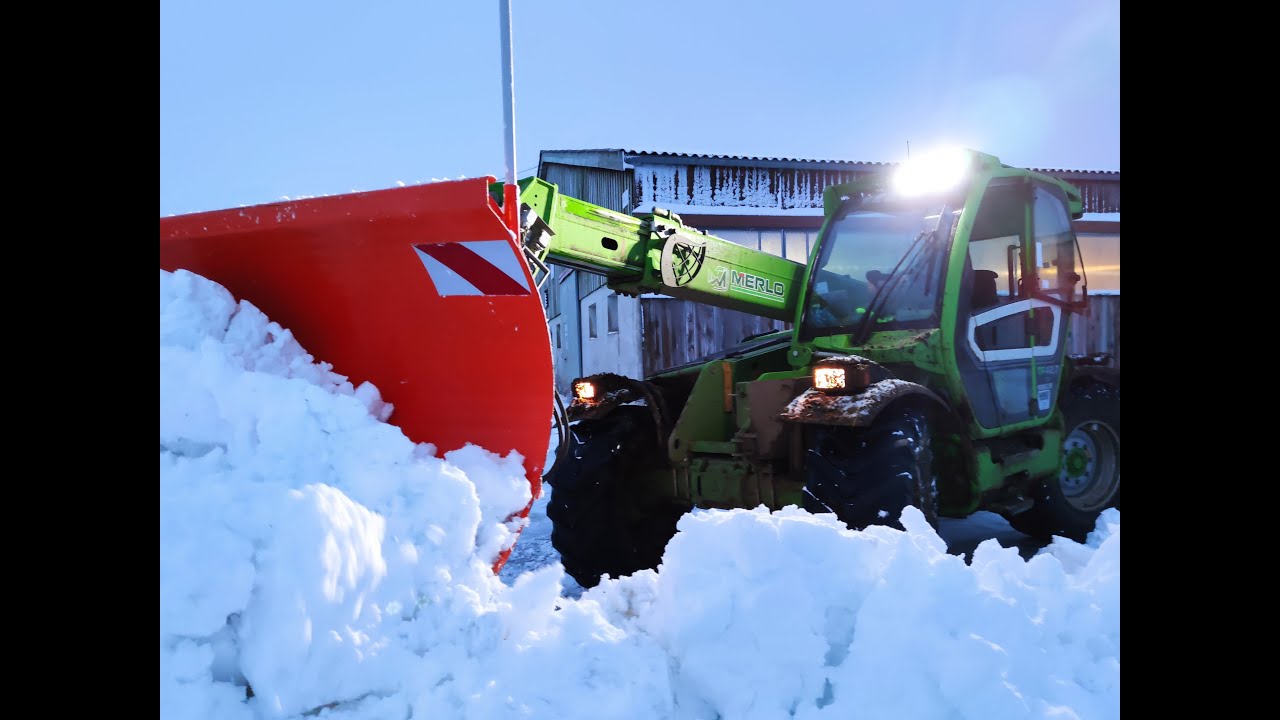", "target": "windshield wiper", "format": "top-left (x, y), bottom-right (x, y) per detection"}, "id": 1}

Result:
top-left (851, 235), bottom-right (933, 346)
top-left (851, 208), bottom-right (950, 346)
top-left (850, 233), bottom-right (924, 345)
